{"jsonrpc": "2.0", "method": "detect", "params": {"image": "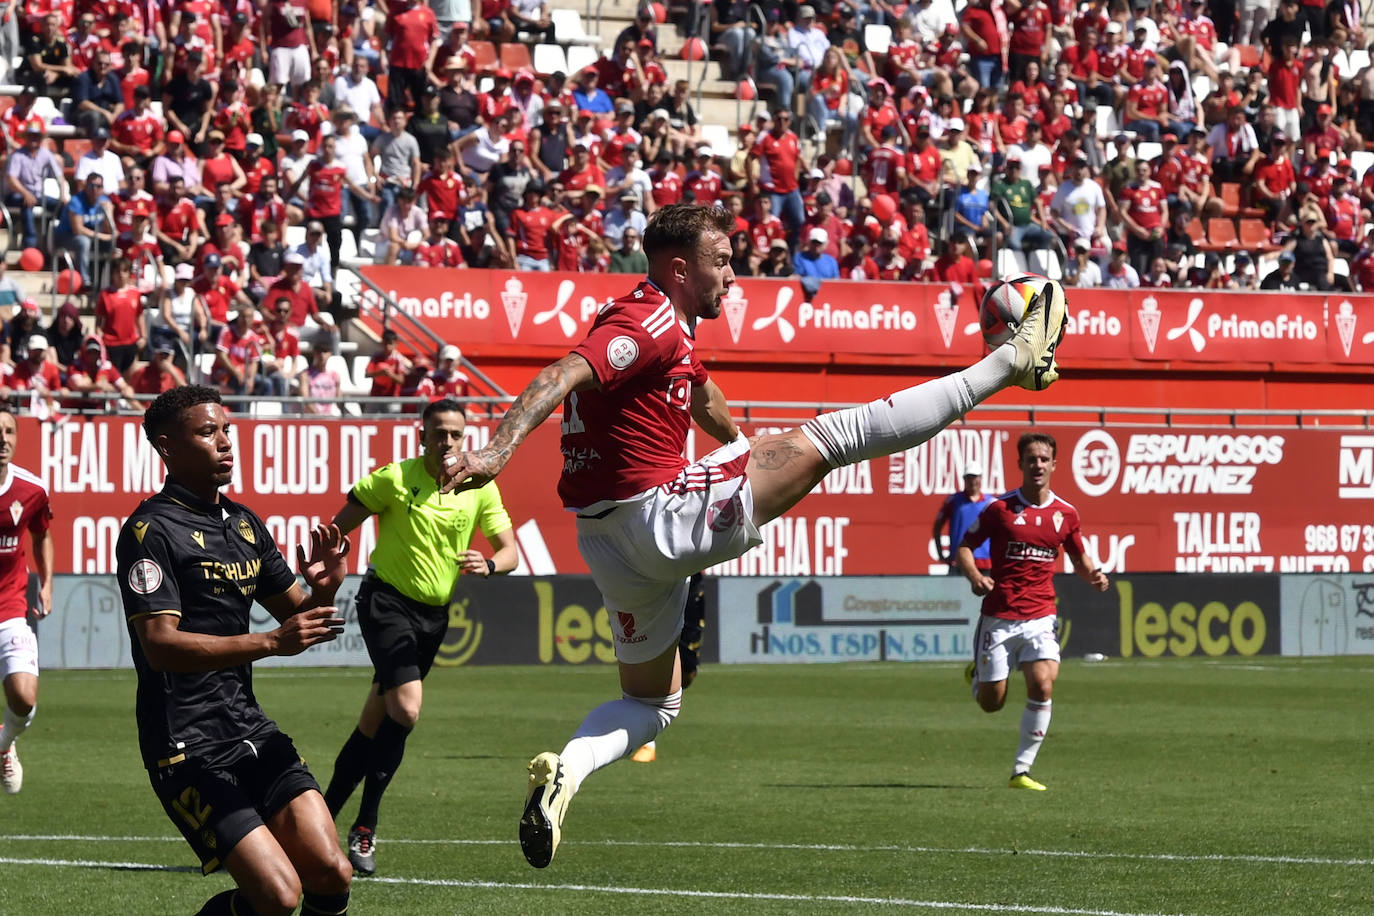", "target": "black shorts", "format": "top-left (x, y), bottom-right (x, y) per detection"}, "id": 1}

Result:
top-left (149, 729), bottom-right (319, 875)
top-left (357, 577), bottom-right (449, 690)
top-left (678, 573), bottom-right (706, 678)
